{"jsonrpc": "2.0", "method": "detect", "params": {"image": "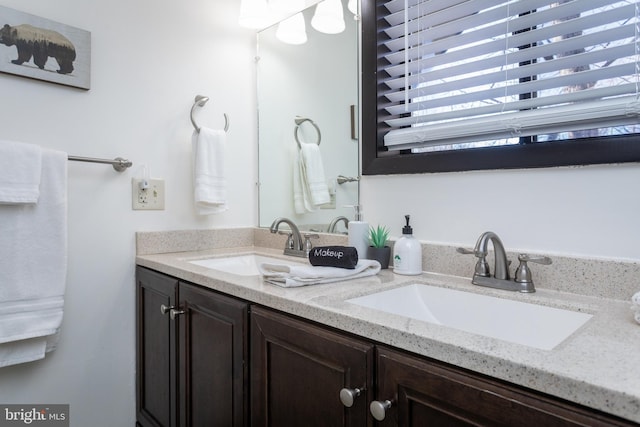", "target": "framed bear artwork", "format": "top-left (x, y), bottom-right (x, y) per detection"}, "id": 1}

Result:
top-left (0, 5), bottom-right (90, 90)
